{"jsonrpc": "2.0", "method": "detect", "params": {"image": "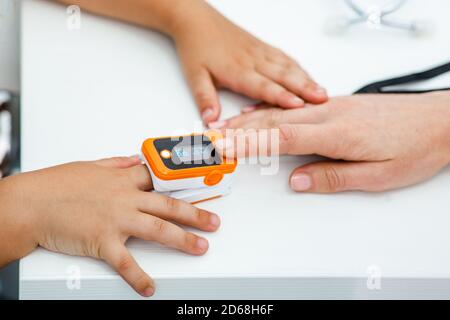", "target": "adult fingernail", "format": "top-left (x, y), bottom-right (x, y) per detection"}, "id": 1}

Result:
top-left (290, 96), bottom-right (304, 107)
top-left (196, 238), bottom-right (209, 251)
top-left (202, 108), bottom-right (214, 124)
top-left (142, 286), bottom-right (154, 297)
top-left (290, 173), bottom-right (312, 192)
top-left (242, 105), bottom-right (257, 113)
top-left (209, 213), bottom-right (221, 228)
top-left (208, 120), bottom-right (226, 129)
